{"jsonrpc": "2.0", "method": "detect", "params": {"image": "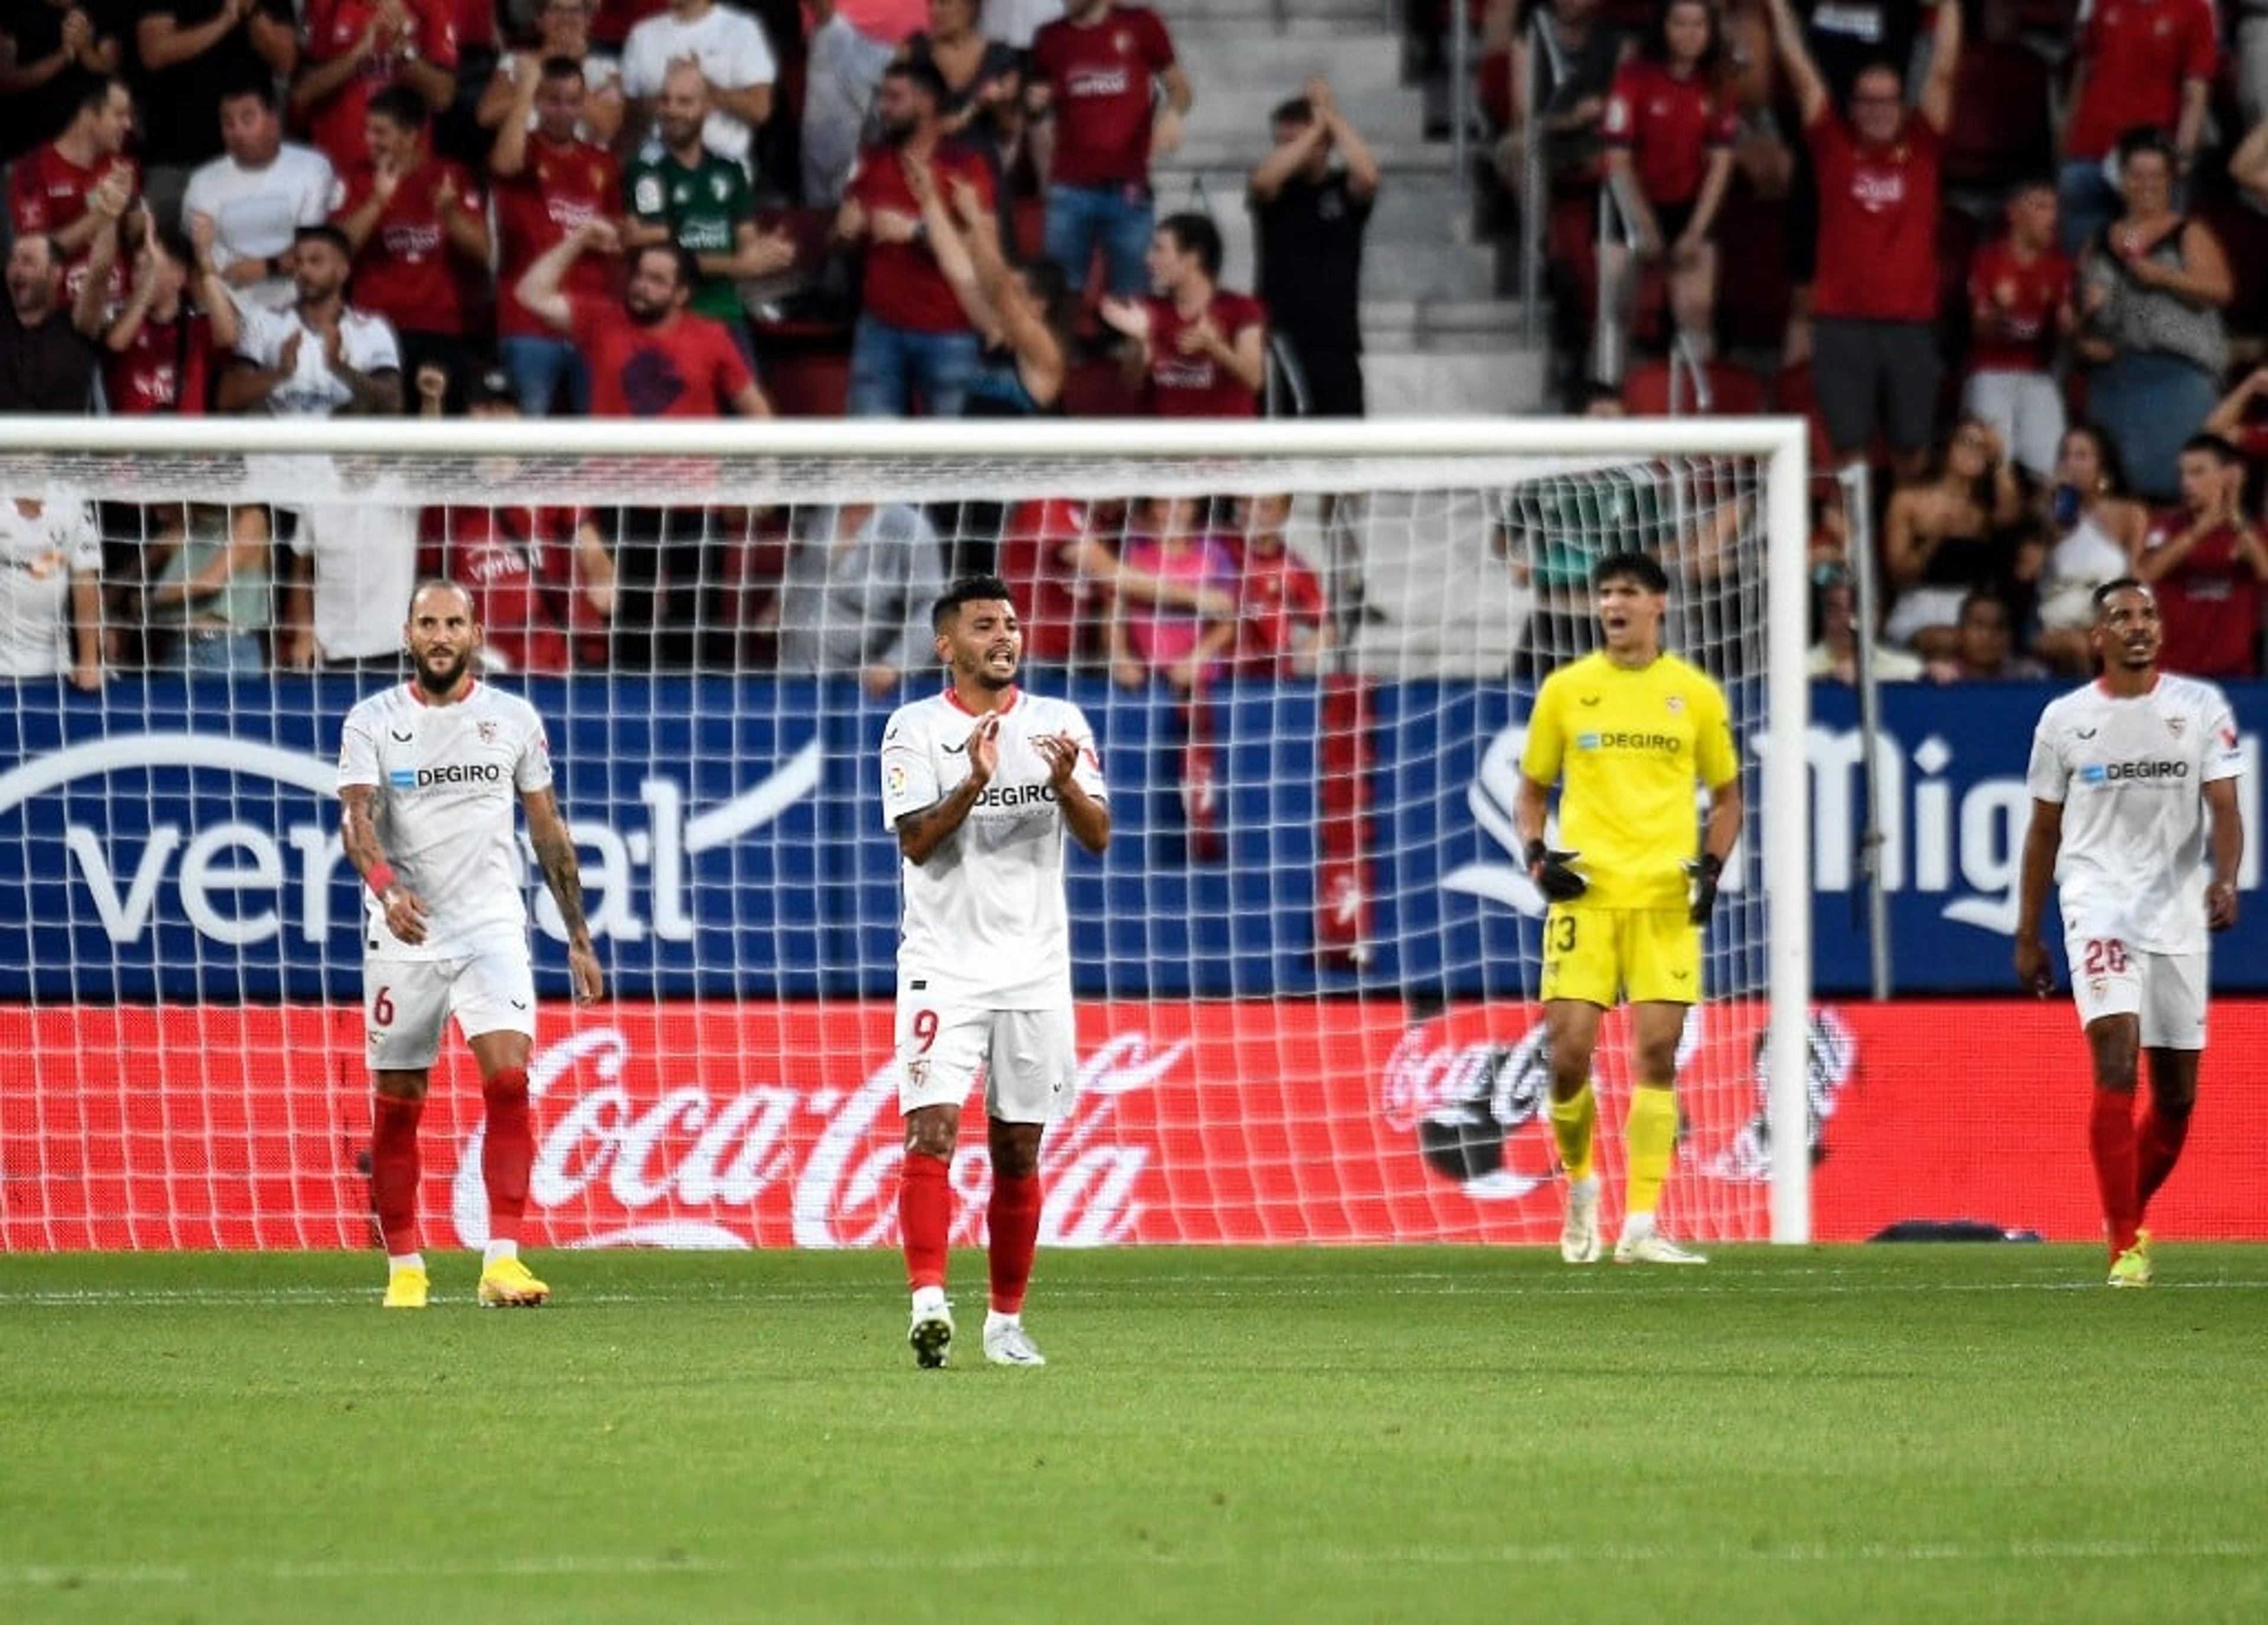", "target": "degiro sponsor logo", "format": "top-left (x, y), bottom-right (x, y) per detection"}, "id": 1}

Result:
top-left (0, 731), bottom-right (823, 948)
top-left (1445, 721), bottom-right (2262, 935)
